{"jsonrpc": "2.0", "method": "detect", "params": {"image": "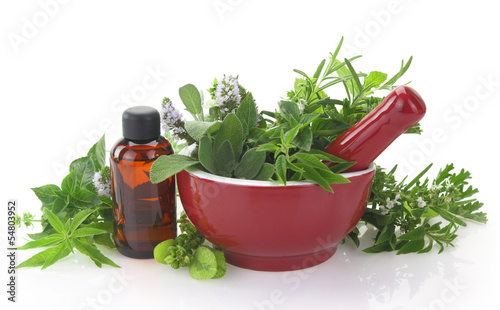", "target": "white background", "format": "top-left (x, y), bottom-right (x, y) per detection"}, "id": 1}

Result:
top-left (1, 0), bottom-right (499, 309)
